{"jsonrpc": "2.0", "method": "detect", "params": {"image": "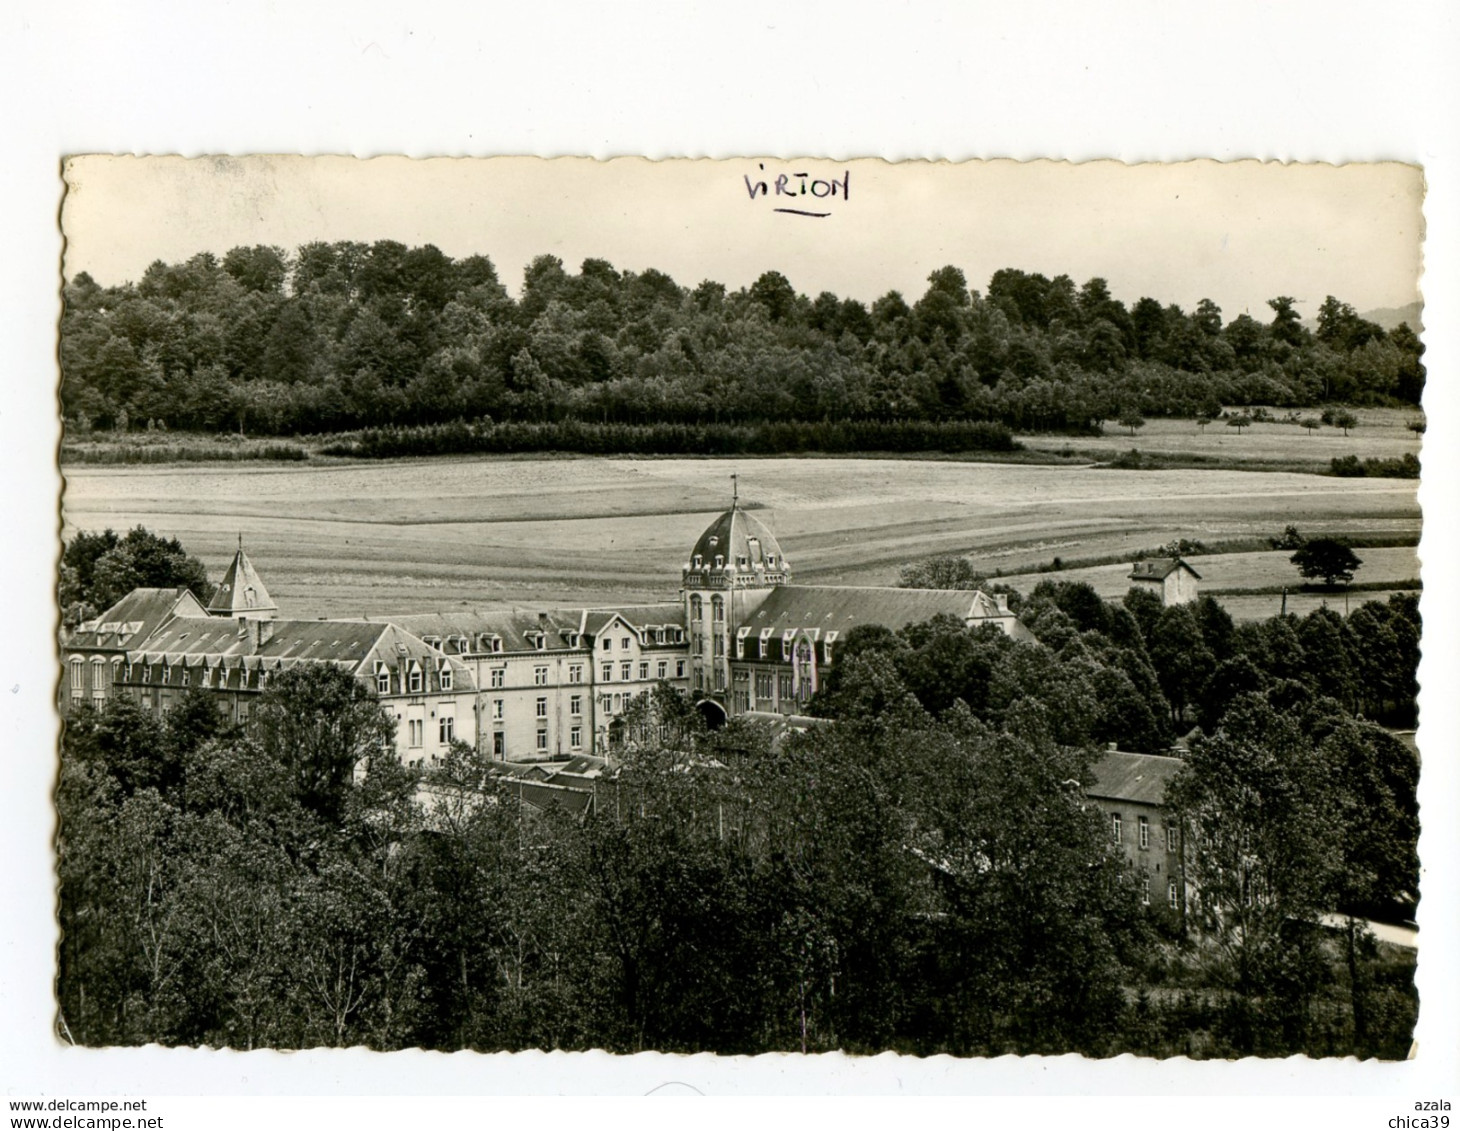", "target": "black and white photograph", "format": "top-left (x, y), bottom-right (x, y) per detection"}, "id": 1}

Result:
top-left (51, 154), bottom-right (1426, 1060)
top-left (5, 3), bottom-right (1460, 1115)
